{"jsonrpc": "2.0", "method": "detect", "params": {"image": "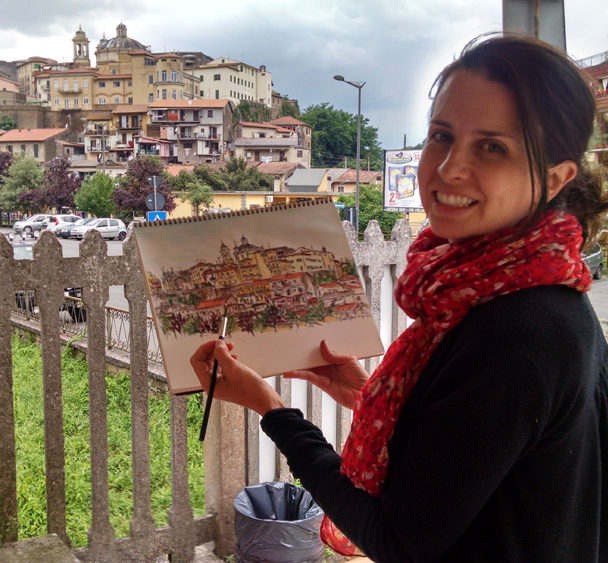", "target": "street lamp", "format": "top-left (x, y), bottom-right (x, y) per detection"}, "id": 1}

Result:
top-left (334, 74), bottom-right (365, 234)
